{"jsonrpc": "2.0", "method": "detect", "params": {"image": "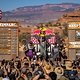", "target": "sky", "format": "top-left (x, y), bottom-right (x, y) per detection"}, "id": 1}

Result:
top-left (0, 0), bottom-right (80, 11)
